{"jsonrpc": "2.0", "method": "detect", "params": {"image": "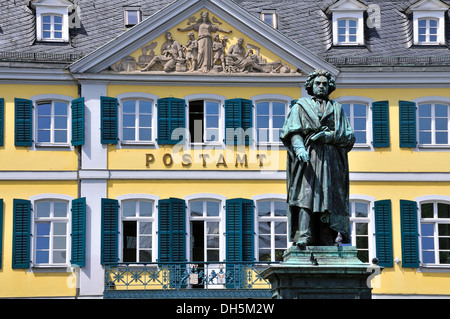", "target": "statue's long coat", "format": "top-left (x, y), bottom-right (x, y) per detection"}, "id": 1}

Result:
top-left (280, 97), bottom-right (355, 239)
